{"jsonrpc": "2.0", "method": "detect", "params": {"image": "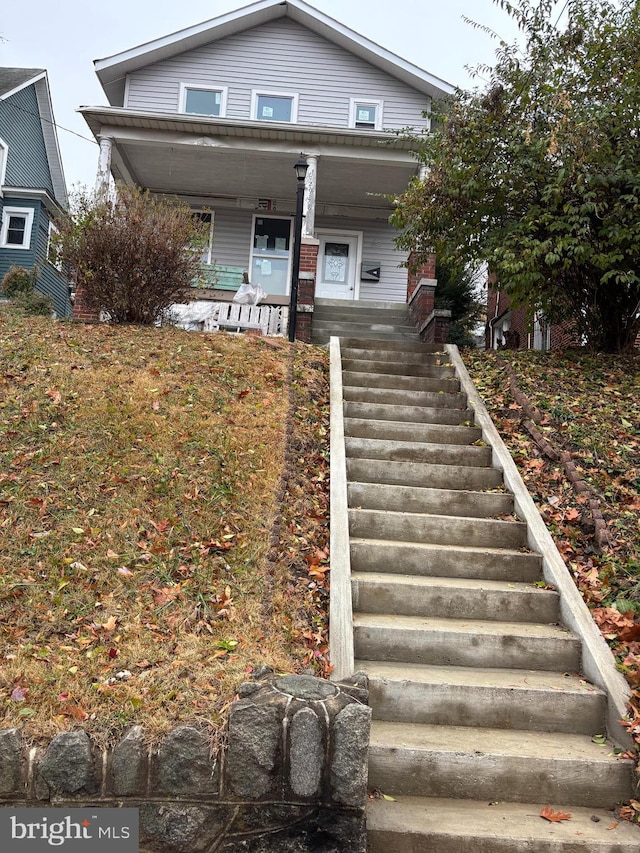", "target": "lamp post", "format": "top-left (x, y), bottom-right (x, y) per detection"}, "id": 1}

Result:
top-left (288, 154), bottom-right (309, 342)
